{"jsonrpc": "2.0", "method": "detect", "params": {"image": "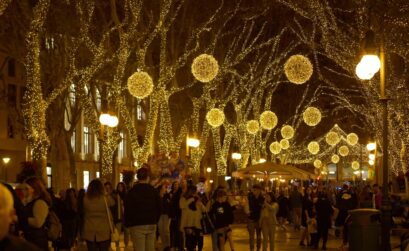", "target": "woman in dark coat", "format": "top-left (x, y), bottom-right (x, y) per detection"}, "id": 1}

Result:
top-left (277, 191), bottom-right (290, 230)
top-left (314, 191), bottom-right (334, 250)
